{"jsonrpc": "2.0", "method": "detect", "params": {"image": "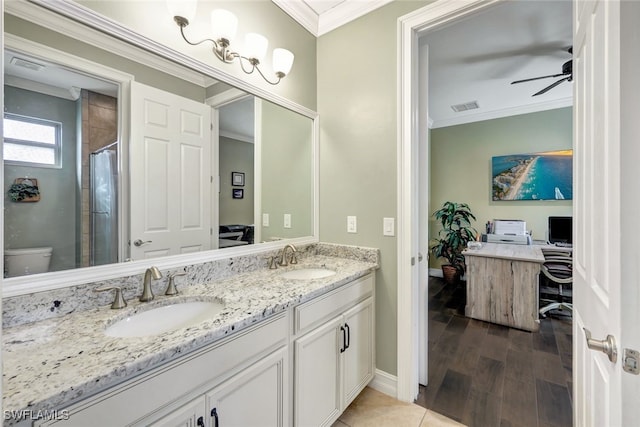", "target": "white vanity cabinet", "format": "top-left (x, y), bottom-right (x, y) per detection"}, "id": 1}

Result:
top-left (146, 347), bottom-right (288, 427)
top-left (293, 274), bottom-right (375, 427)
top-left (35, 313), bottom-right (288, 427)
